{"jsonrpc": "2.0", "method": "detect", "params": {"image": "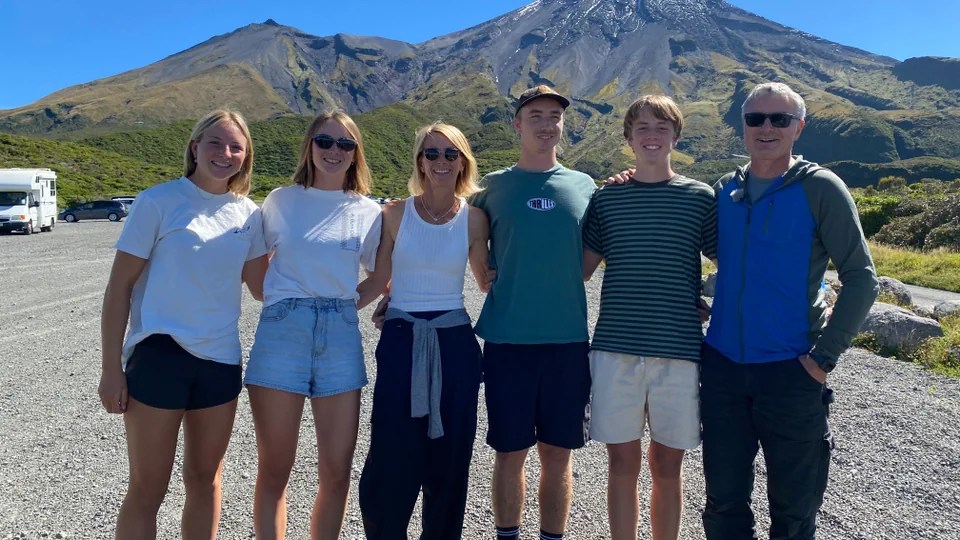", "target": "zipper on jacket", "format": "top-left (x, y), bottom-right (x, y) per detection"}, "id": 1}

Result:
top-left (738, 201), bottom-right (751, 362)
top-left (764, 199), bottom-right (774, 236)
